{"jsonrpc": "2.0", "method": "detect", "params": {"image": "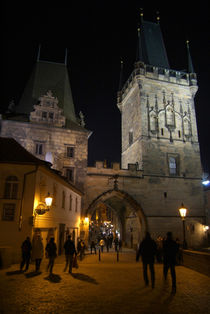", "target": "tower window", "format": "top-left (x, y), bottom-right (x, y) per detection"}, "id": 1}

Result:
top-left (35, 143), bottom-right (43, 155)
top-left (129, 131), bottom-right (133, 146)
top-left (178, 130), bottom-right (181, 138)
top-left (168, 154), bottom-right (179, 176)
top-left (161, 128), bottom-right (164, 136)
top-left (66, 146), bottom-right (74, 158)
top-left (66, 168), bottom-right (74, 182)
